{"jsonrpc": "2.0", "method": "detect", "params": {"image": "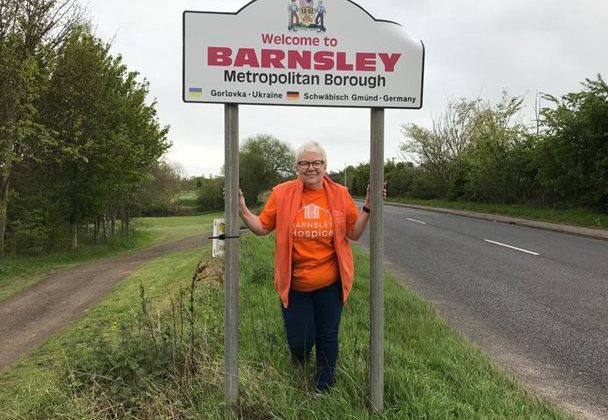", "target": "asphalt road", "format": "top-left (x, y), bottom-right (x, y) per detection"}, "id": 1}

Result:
top-left (360, 204), bottom-right (608, 419)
